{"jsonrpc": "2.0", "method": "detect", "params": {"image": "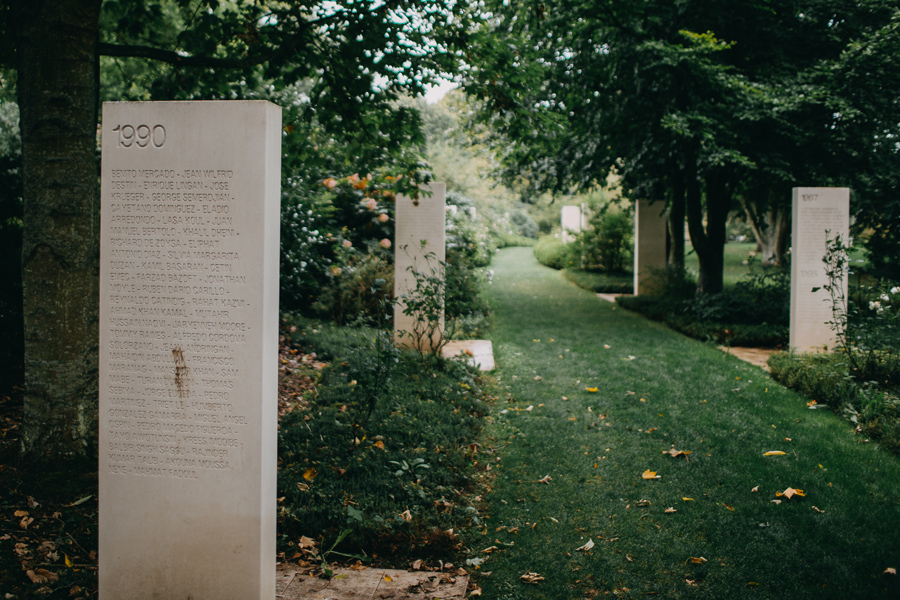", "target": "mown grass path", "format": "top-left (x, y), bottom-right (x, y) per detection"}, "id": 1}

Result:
top-left (472, 247), bottom-right (900, 599)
